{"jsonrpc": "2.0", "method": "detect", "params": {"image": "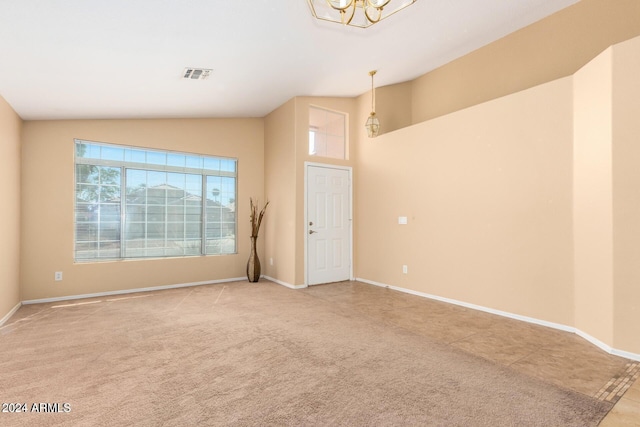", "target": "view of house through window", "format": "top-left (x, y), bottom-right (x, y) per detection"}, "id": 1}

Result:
top-left (74, 140), bottom-right (237, 261)
top-left (309, 106), bottom-right (347, 159)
